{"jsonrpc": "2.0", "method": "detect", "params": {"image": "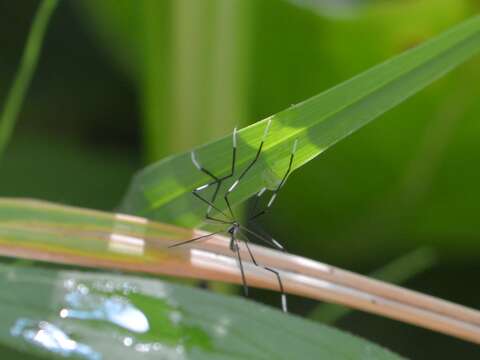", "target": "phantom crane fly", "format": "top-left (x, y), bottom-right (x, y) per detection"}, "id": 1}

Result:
top-left (170, 120), bottom-right (297, 312)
